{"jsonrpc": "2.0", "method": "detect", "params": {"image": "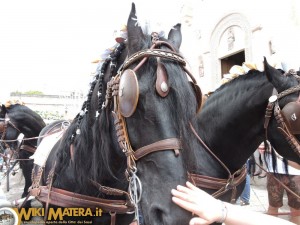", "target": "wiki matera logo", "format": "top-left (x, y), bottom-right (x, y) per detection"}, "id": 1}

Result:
top-left (0, 208), bottom-right (17, 225)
